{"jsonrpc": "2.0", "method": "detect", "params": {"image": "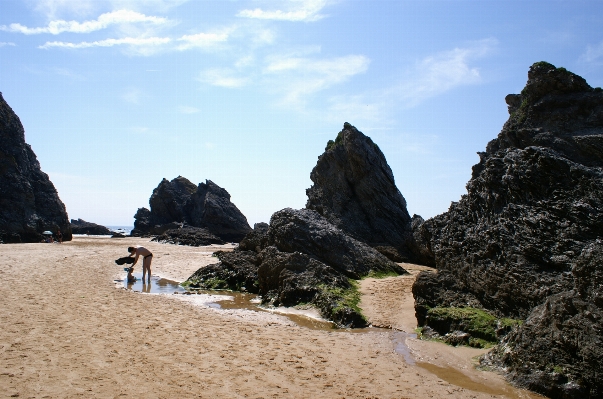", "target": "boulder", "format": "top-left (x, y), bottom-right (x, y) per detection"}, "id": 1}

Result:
top-left (132, 176), bottom-right (251, 242)
top-left (131, 207), bottom-right (151, 237)
top-left (70, 218), bottom-right (111, 235)
top-left (306, 123), bottom-right (421, 262)
top-left (412, 62), bottom-right (603, 397)
top-left (0, 92), bottom-right (71, 243)
top-left (152, 226), bottom-right (224, 246)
